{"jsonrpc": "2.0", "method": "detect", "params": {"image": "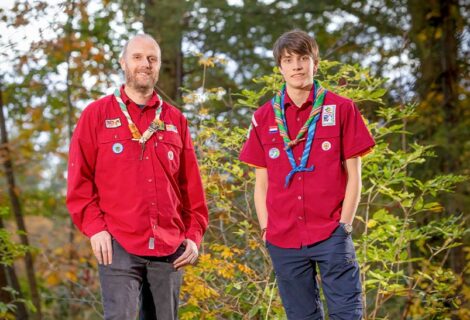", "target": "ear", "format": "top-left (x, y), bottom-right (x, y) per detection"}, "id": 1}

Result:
top-left (313, 59), bottom-right (319, 73)
top-left (119, 57), bottom-right (126, 70)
